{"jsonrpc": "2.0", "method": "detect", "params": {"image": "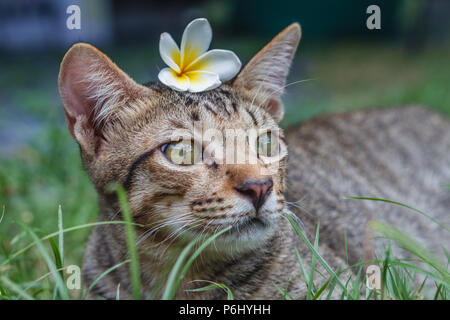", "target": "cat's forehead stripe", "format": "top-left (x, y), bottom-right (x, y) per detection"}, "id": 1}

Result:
top-left (146, 83), bottom-right (249, 121)
top-left (244, 108), bottom-right (259, 127)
